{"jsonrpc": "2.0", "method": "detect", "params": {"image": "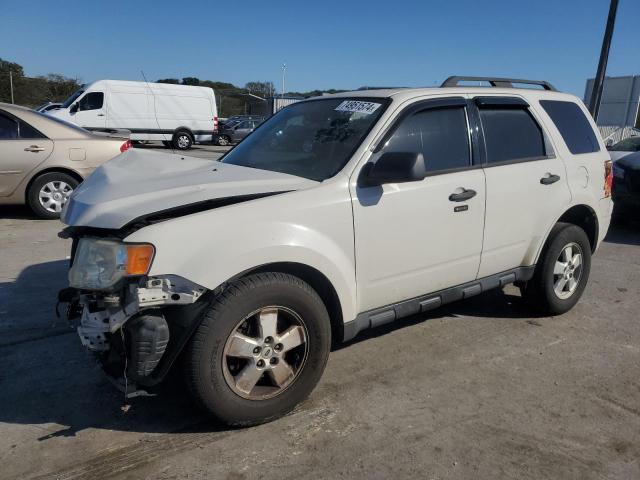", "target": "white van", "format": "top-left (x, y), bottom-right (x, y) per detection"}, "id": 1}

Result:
top-left (48, 80), bottom-right (218, 150)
